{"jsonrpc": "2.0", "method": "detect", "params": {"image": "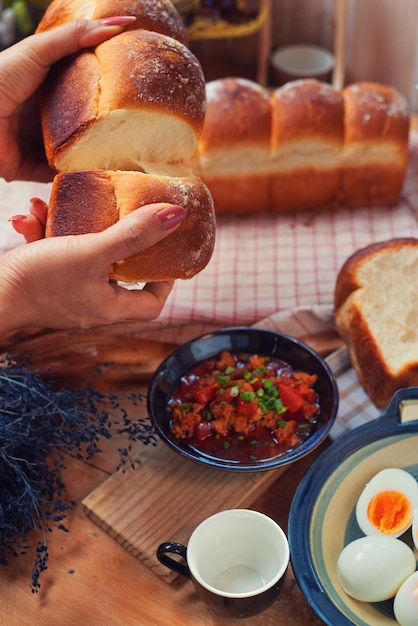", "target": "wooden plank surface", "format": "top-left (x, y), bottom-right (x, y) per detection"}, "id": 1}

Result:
top-left (0, 325), bottom-right (337, 624)
top-left (0, 444), bottom-right (327, 626)
top-left (82, 441), bottom-right (288, 582)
